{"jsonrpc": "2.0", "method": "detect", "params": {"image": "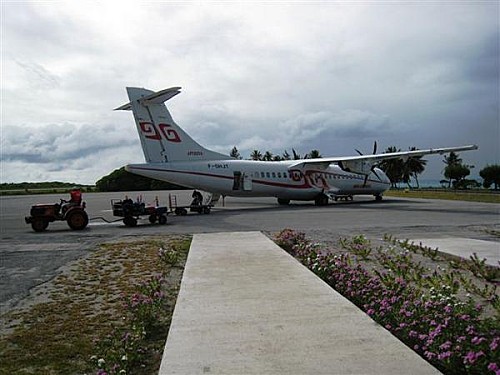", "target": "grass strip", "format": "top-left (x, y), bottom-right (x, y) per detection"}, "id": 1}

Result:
top-left (385, 190), bottom-right (500, 203)
top-left (0, 235), bottom-right (191, 375)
